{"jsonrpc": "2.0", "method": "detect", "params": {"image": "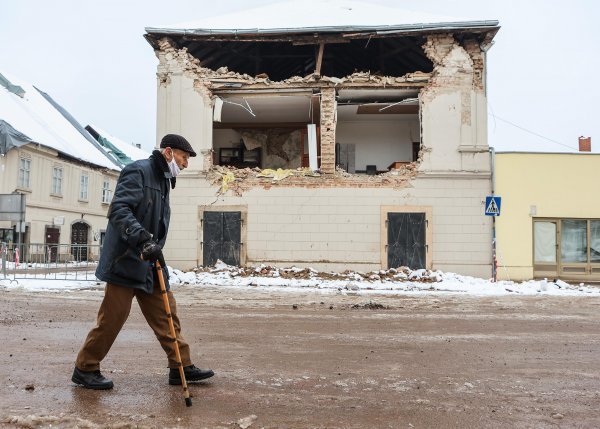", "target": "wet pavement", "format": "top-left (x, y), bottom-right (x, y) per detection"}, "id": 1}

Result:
top-left (1, 285), bottom-right (600, 428)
